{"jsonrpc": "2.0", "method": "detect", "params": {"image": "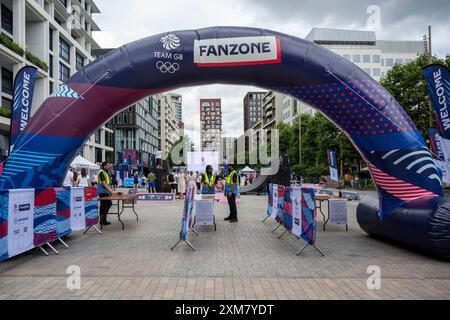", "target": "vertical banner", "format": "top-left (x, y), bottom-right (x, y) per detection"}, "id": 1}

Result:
top-left (282, 187), bottom-right (293, 232)
top-left (270, 184), bottom-right (279, 219)
top-left (180, 186), bottom-right (195, 241)
top-left (0, 190), bottom-right (9, 261)
top-left (291, 187), bottom-right (302, 238)
top-left (300, 188), bottom-right (316, 244)
top-left (266, 184), bottom-right (274, 217)
top-left (84, 187), bottom-right (99, 227)
top-left (428, 128), bottom-right (446, 161)
top-left (423, 64), bottom-right (450, 139)
top-left (55, 187), bottom-right (71, 238)
top-left (10, 66), bottom-right (38, 151)
top-left (327, 149), bottom-right (339, 181)
top-left (7, 189), bottom-right (34, 258)
top-left (428, 128), bottom-right (450, 184)
top-left (275, 185), bottom-right (285, 224)
top-left (33, 188), bottom-right (57, 247)
top-left (70, 187), bottom-right (86, 231)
